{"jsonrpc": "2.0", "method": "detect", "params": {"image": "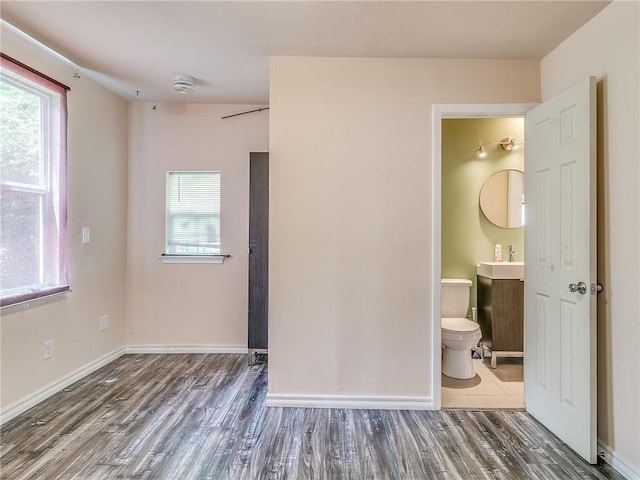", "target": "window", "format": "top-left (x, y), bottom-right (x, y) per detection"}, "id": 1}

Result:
top-left (0, 54), bottom-right (69, 307)
top-left (165, 171), bottom-right (221, 256)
